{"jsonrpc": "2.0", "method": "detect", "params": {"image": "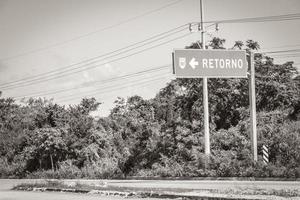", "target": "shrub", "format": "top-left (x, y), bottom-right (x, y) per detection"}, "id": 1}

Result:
top-left (56, 160), bottom-right (82, 179)
top-left (150, 155), bottom-right (184, 177)
top-left (81, 157), bottom-right (122, 179)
